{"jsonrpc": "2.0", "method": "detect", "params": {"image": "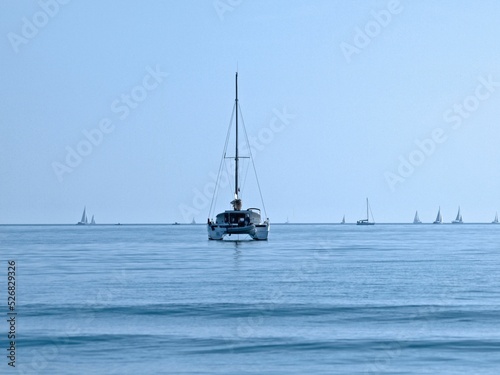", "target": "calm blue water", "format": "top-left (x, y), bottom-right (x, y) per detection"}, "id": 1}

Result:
top-left (1, 224), bottom-right (500, 374)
